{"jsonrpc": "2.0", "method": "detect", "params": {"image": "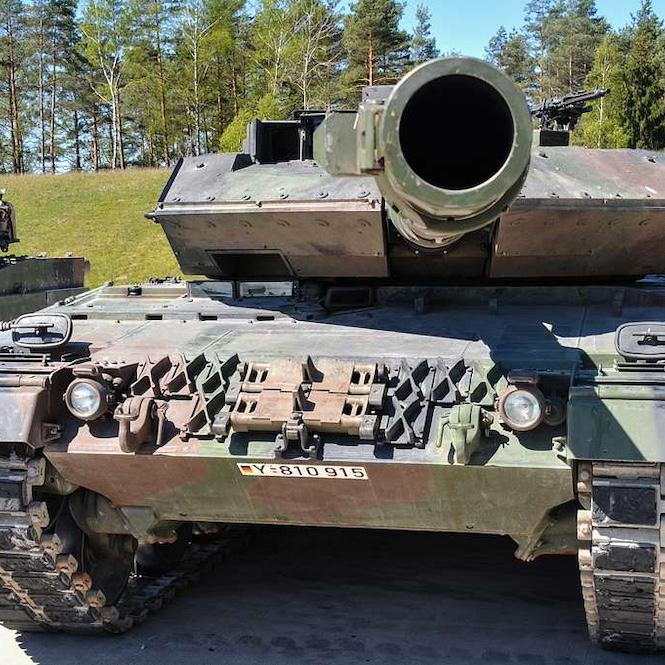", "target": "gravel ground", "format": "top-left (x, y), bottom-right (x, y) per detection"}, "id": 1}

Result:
top-left (1, 526), bottom-right (661, 665)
